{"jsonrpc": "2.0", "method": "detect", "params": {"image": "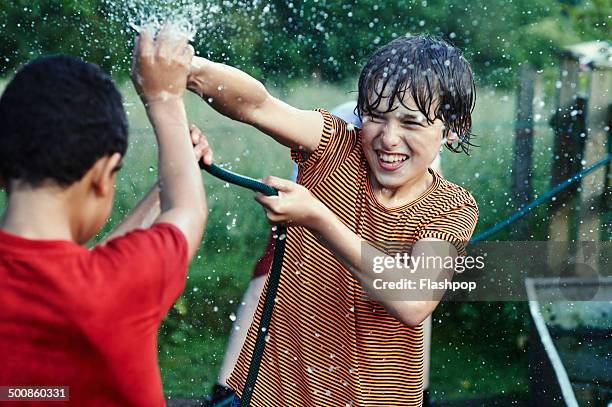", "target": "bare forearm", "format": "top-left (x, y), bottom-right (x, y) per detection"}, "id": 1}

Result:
top-left (312, 208), bottom-right (433, 326)
top-left (187, 57), bottom-right (322, 151)
top-left (130, 29), bottom-right (207, 258)
top-left (187, 57), bottom-right (269, 124)
top-left (102, 182), bottom-right (161, 243)
top-left (147, 100), bottom-right (206, 254)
